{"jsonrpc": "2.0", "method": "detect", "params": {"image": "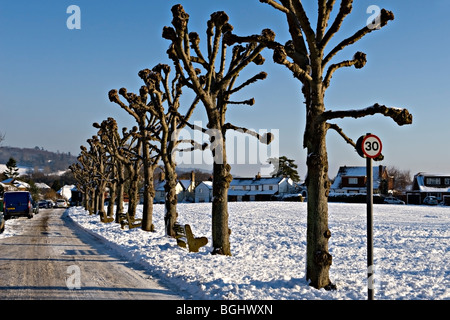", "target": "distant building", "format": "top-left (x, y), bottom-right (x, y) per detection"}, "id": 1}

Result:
top-left (330, 165), bottom-right (393, 195)
top-left (228, 174), bottom-right (294, 202)
top-left (152, 170), bottom-right (197, 204)
top-left (406, 172), bottom-right (450, 205)
top-left (195, 181), bottom-right (213, 203)
top-left (1, 178), bottom-right (30, 191)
